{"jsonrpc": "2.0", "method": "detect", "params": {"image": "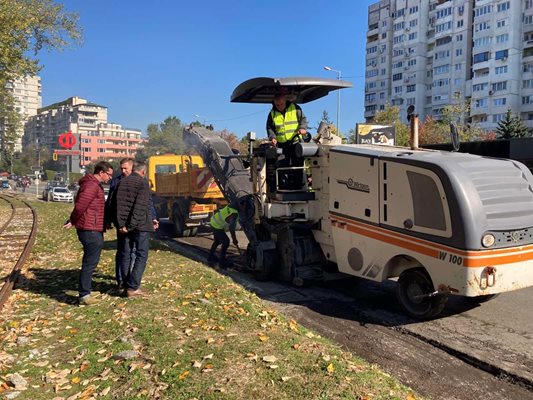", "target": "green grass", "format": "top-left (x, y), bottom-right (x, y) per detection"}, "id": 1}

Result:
top-left (0, 200), bottom-right (421, 400)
